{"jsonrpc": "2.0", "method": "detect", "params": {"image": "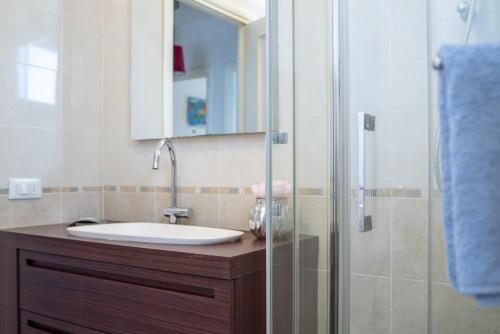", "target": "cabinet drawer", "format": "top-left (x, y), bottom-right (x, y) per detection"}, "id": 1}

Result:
top-left (21, 311), bottom-right (106, 334)
top-left (19, 251), bottom-right (234, 334)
